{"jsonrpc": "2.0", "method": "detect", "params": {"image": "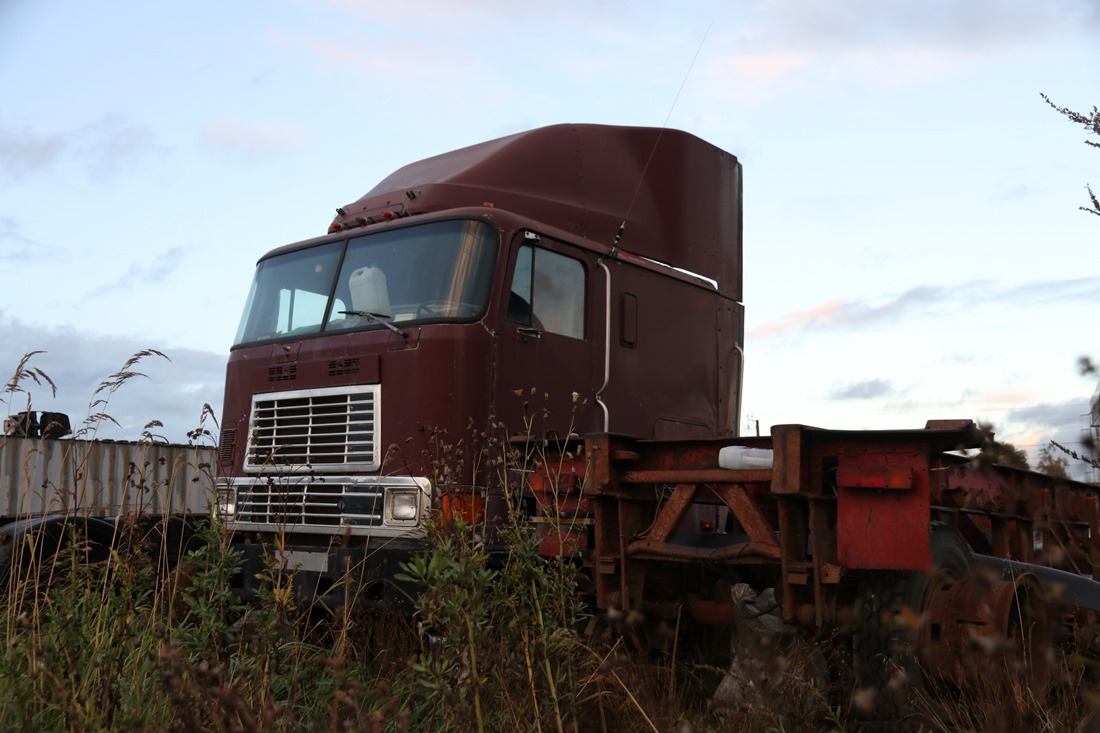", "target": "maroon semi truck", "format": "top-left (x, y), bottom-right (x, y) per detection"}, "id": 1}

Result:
top-left (215, 124), bottom-right (1100, 723)
top-left (215, 124), bottom-right (745, 604)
